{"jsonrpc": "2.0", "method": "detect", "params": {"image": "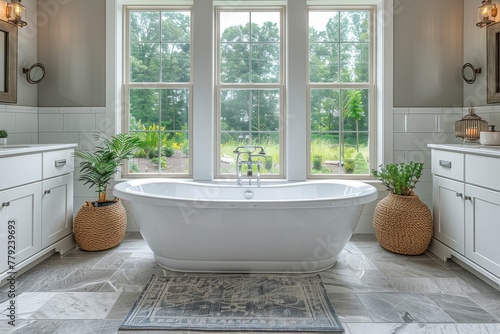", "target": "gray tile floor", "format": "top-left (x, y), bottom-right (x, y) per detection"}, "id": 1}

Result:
top-left (1, 233), bottom-right (500, 334)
